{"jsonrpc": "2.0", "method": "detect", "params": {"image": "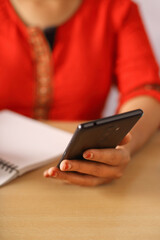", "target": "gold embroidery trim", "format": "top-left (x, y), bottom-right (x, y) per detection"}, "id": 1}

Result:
top-left (28, 27), bottom-right (53, 120)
